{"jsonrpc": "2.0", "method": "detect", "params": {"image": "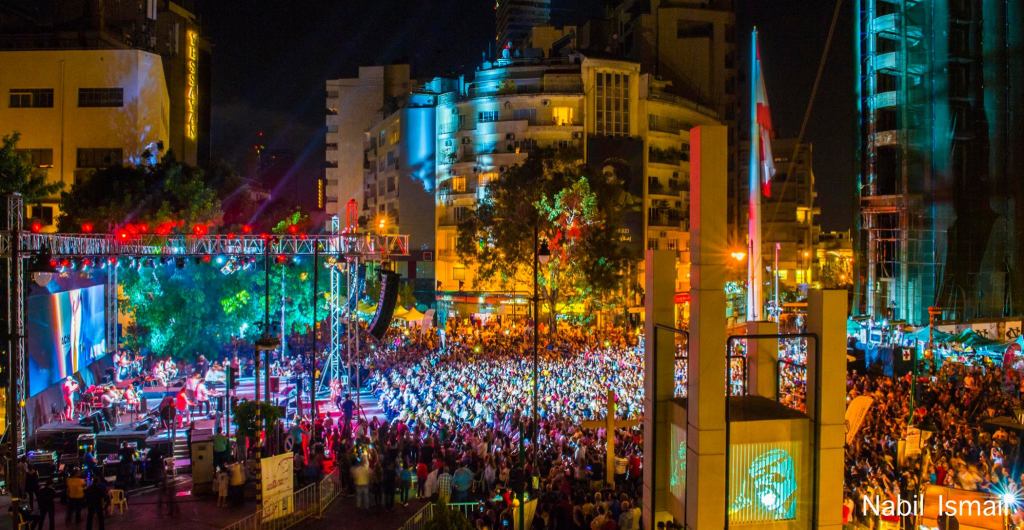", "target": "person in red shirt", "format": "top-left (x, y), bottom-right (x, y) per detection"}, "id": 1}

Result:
top-left (174, 387), bottom-right (191, 428)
